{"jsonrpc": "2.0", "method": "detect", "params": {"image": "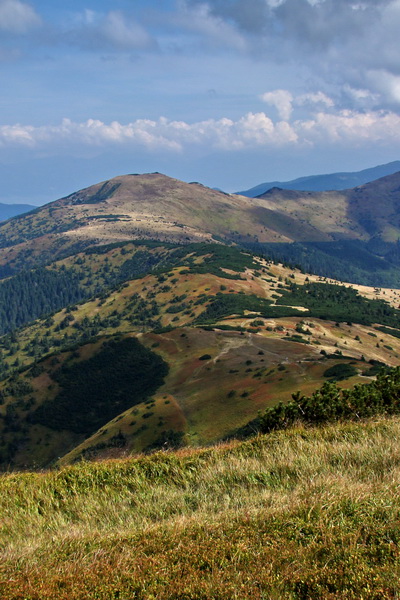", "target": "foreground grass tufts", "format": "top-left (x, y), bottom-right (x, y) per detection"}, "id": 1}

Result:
top-left (1, 418), bottom-right (400, 598)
